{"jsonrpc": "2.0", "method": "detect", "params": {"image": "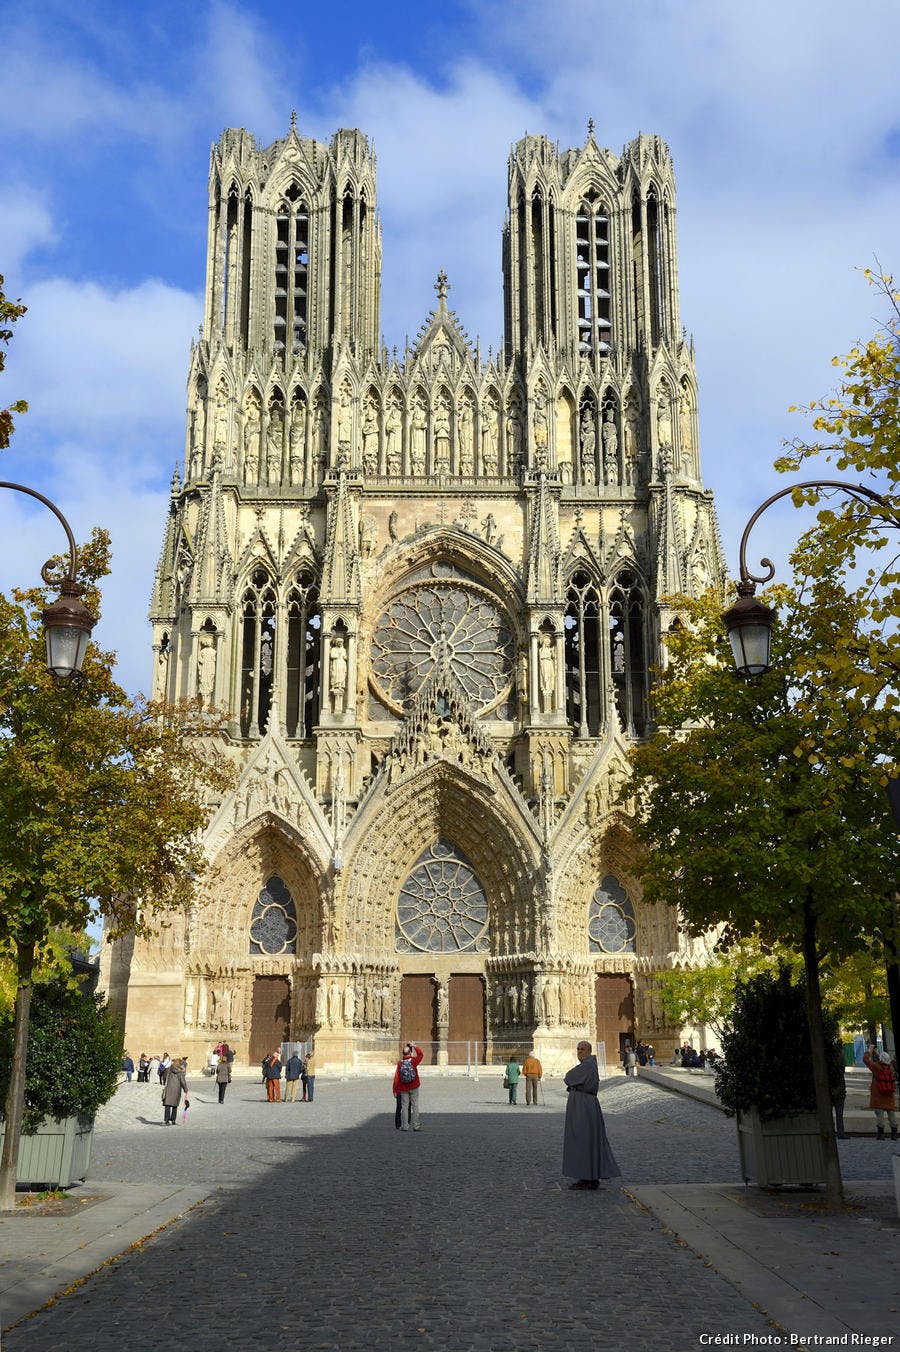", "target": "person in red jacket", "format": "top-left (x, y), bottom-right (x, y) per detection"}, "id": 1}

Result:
top-left (393, 1041), bottom-right (424, 1132)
